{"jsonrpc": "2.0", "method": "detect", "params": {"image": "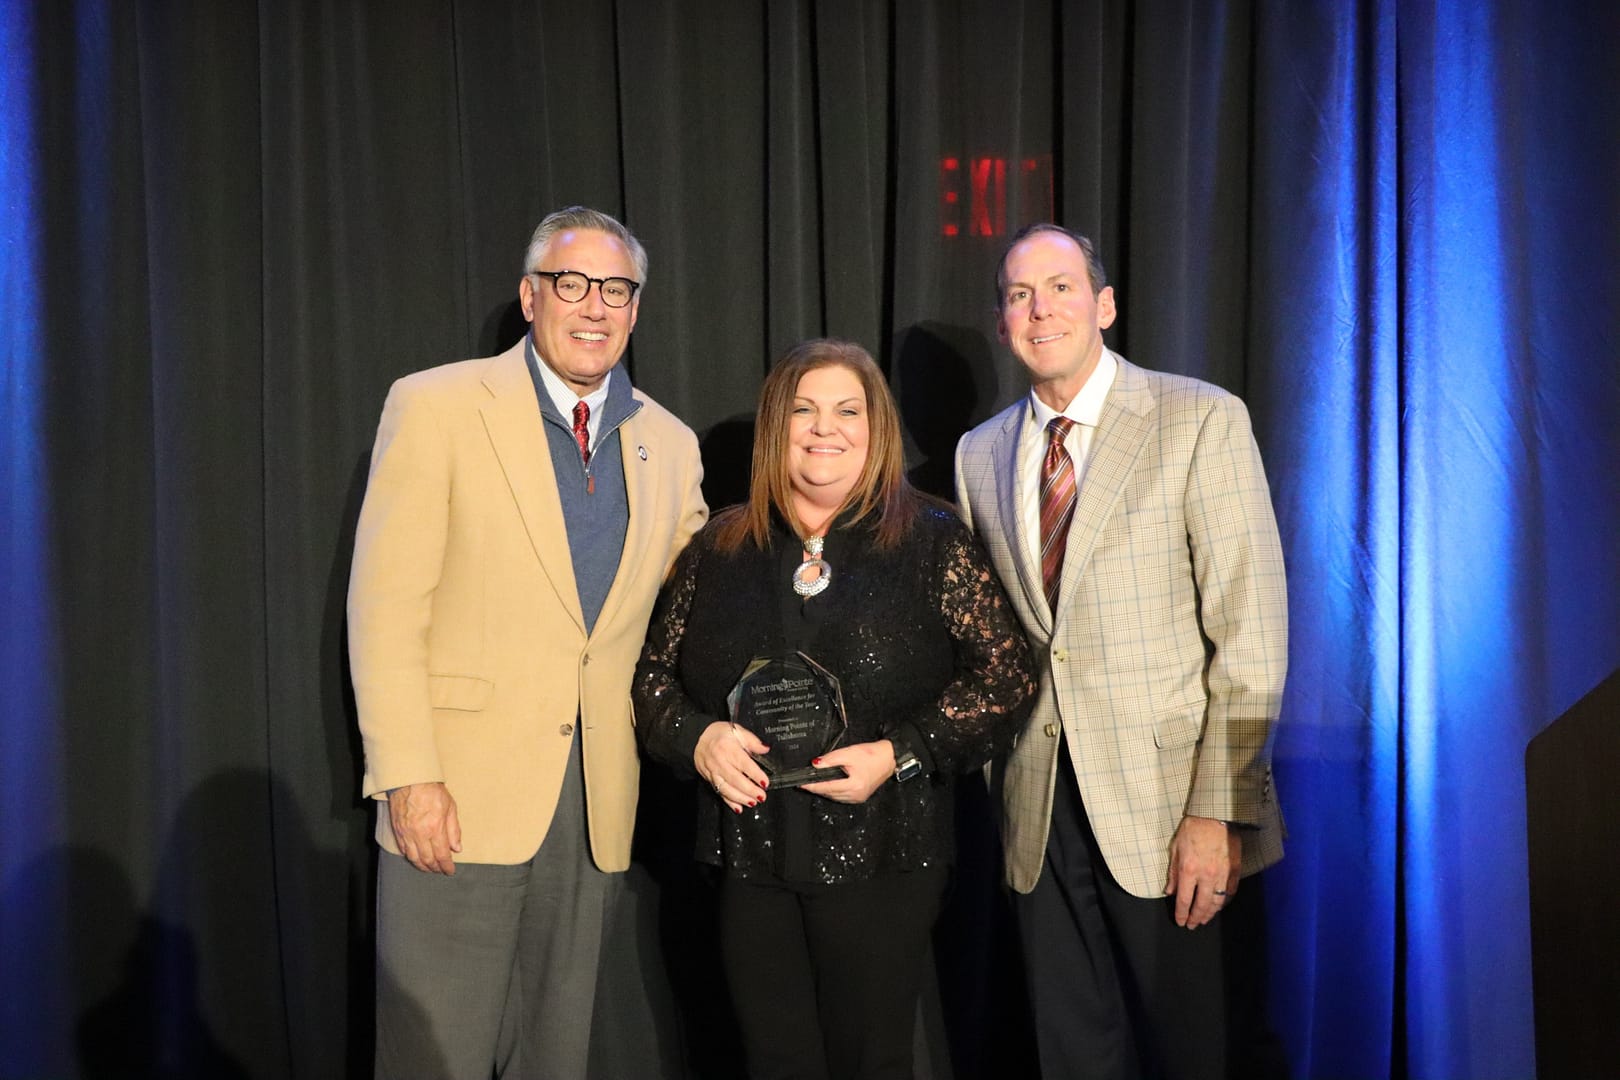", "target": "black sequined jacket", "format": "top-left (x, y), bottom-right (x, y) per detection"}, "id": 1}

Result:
top-left (633, 503), bottom-right (1037, 884)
